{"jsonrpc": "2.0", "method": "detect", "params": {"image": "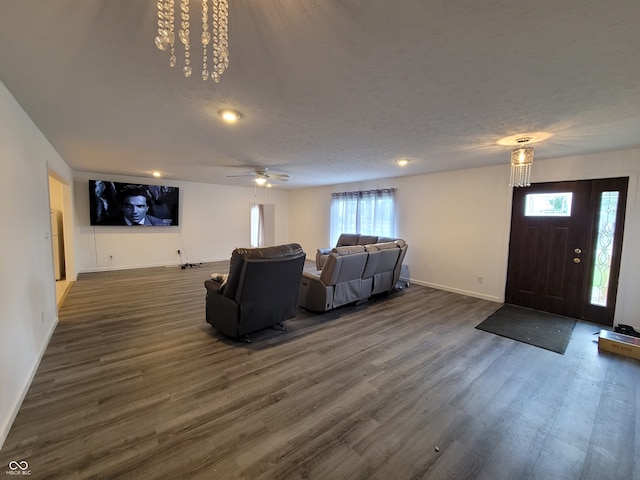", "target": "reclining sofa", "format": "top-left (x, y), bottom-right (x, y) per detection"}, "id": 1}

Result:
top-left (204, 243), bottom-right (306, 341)
top-left (299, 235), bottom-right (407, 312)
top-left (315, 233), bottom-right (401, 270)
